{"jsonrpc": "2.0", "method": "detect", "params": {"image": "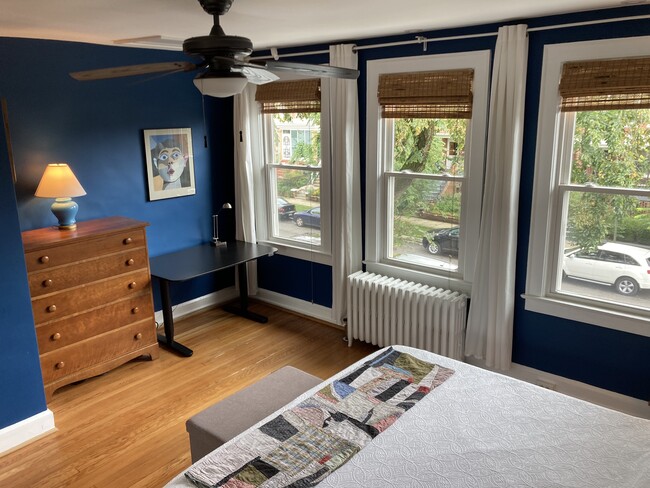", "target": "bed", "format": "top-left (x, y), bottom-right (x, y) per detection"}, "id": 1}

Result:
top-left (166, 345), bottom-right (650, 488)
